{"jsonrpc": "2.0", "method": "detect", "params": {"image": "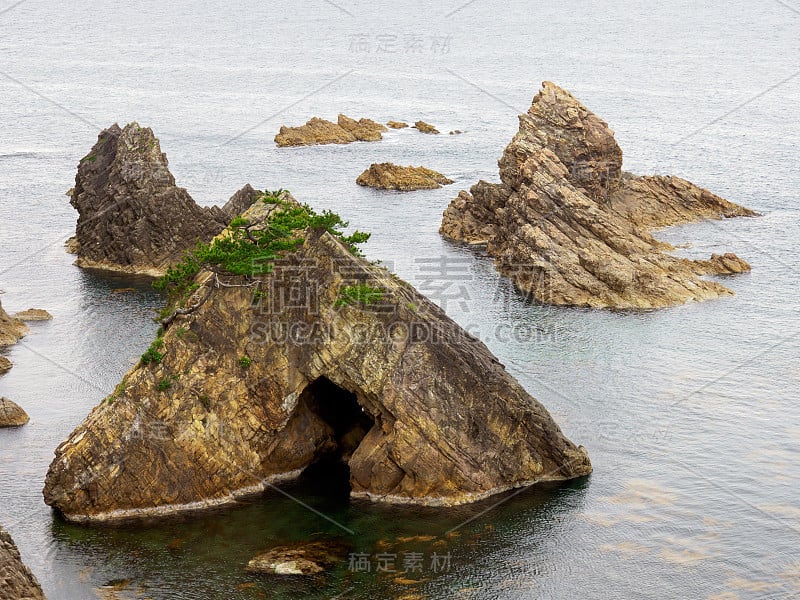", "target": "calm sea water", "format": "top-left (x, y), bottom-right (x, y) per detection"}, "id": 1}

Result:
top-left (1, 1), bottom-right (798, 598)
